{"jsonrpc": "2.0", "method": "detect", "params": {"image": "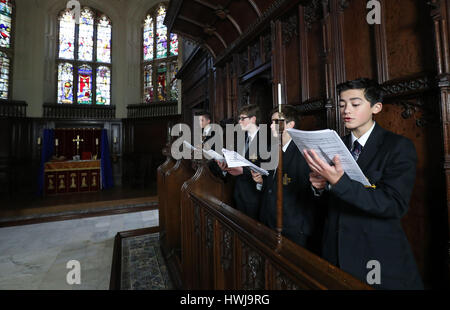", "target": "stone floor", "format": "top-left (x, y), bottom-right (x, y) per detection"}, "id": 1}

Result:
top-left (0, 210), bottom-right (159, 290)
